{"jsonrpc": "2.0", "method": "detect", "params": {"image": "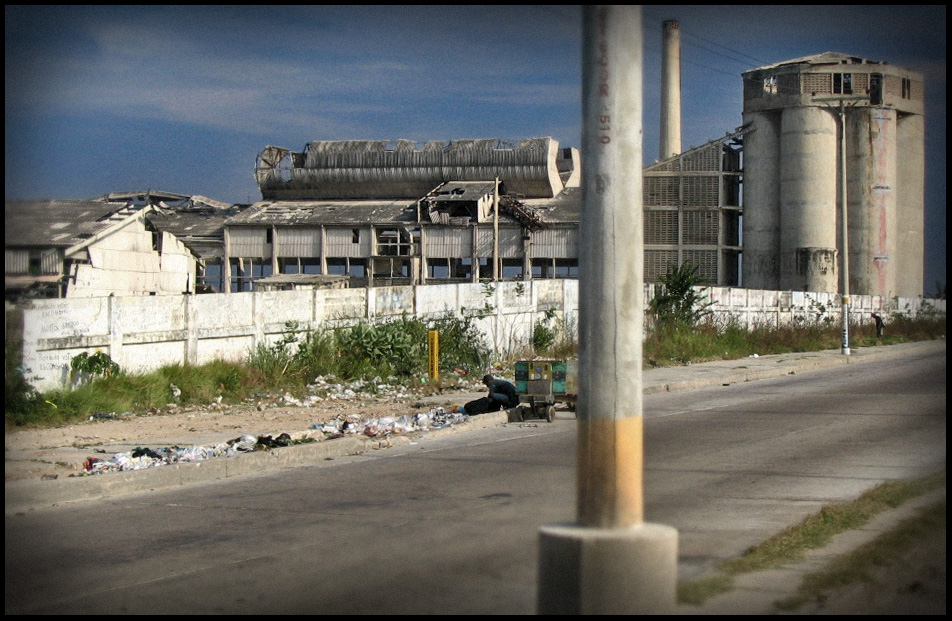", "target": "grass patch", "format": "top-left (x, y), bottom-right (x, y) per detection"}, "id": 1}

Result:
top-left (775, 500), bottom-right (946, 611)
top-left (677, 470), bottom-right (946, 606)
